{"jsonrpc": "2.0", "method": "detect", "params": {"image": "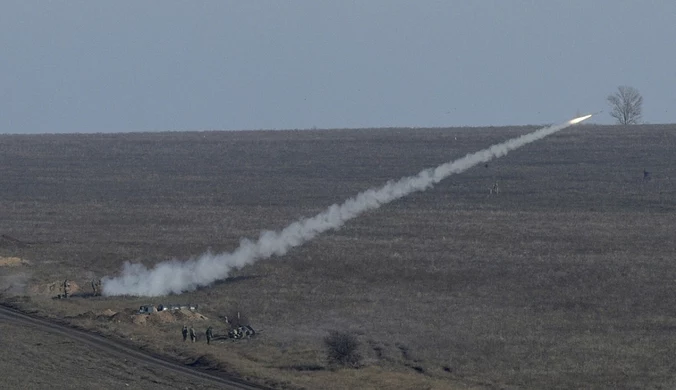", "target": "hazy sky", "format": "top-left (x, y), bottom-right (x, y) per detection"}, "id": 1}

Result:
top-left (2, 1), bottom-right (675, 133)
